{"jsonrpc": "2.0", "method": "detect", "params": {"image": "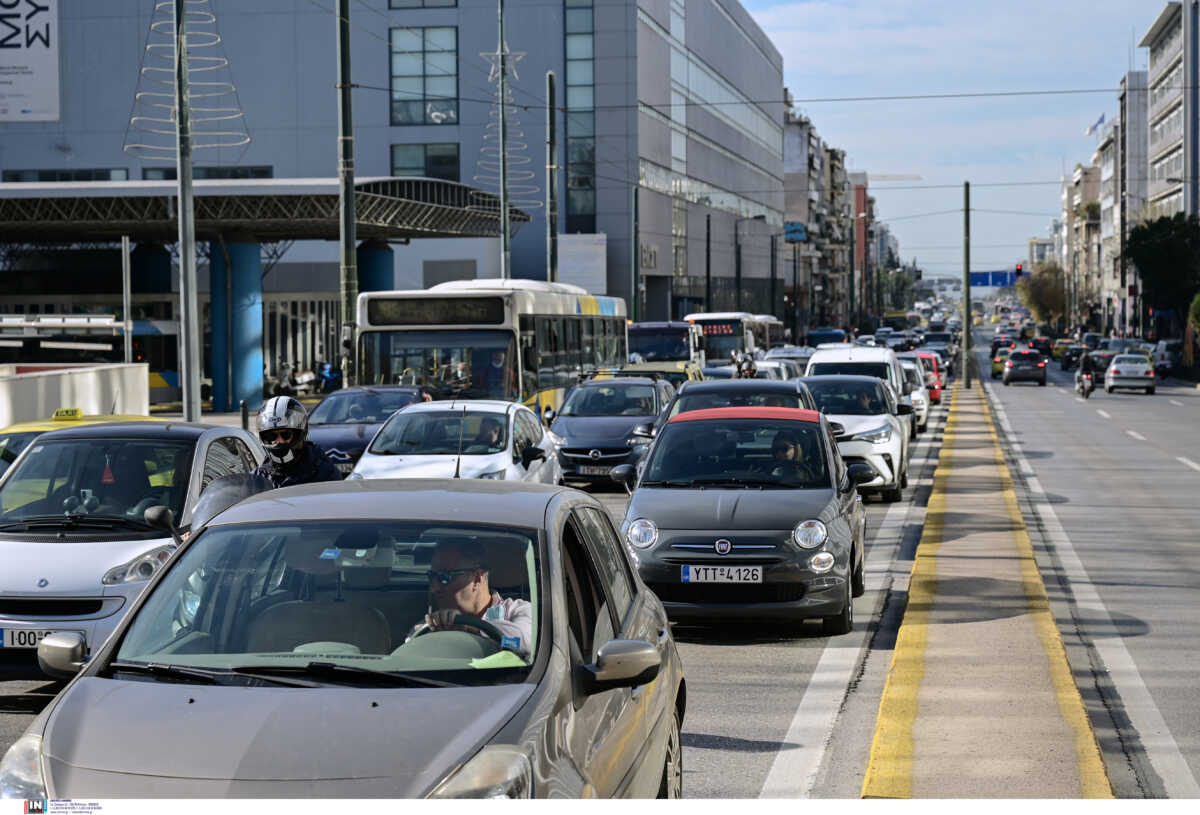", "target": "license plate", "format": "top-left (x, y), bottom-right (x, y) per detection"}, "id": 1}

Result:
top-left (681, 565), bottom-right (762, 583)
top-left (0, 628), bottom-right (59, 649)
top-left (578, 465), bottom-right (611, 476)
